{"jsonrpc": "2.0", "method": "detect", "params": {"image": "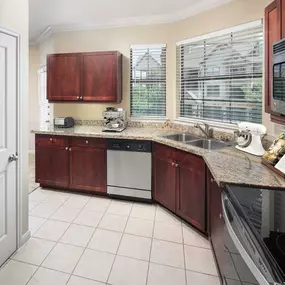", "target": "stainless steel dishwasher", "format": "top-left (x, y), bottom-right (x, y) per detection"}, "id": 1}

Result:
top-left (107, 139), bottom-right (152, 200)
